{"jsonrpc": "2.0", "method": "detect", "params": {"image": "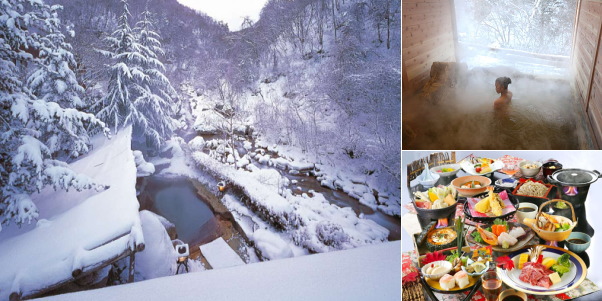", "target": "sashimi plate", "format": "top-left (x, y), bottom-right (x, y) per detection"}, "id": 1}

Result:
top-left (496, 245), bottom-right (587, 295)
top-left (465, 222), bottom-right (536, 253)
top-left (461, 160), bottom-right (504, 176)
